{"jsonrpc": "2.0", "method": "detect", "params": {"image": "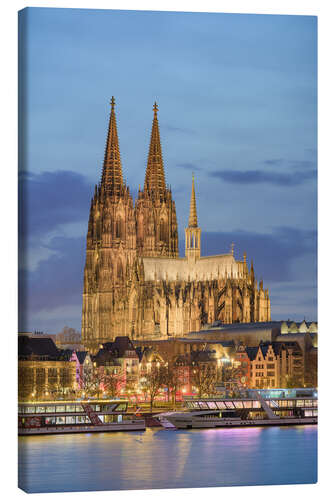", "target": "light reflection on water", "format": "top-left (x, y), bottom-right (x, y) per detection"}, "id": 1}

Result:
top-left (18, 425), bottom-right (317, 493)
